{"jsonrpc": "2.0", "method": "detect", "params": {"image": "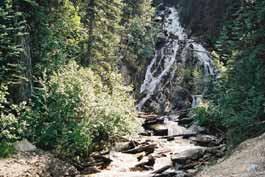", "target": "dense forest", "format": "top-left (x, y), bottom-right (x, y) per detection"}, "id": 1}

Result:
top-left (0, 0), bottom-right (158, 158)
top-left (0, 0), bottom-right (265, 176)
